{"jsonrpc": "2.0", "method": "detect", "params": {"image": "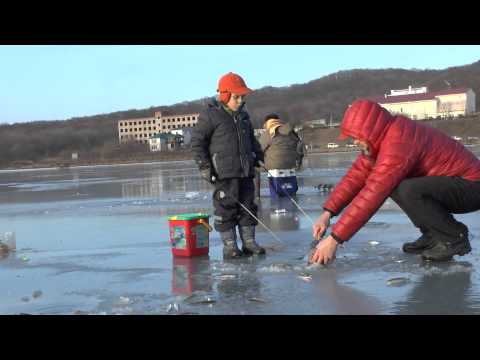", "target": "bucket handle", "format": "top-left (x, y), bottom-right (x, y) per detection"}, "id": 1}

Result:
top-left (198, 219), bottom-right (213, 232)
